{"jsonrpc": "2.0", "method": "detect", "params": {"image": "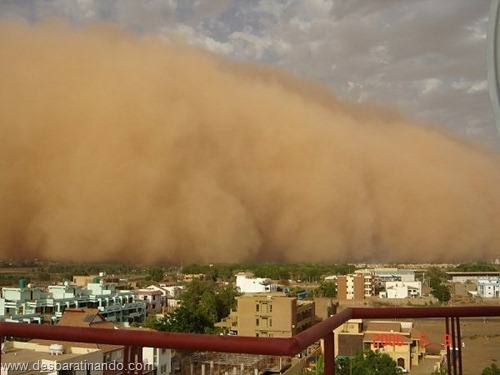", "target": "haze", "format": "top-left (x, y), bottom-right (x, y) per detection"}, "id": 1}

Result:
top-left (1, 20), bottom-right (499, 264)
